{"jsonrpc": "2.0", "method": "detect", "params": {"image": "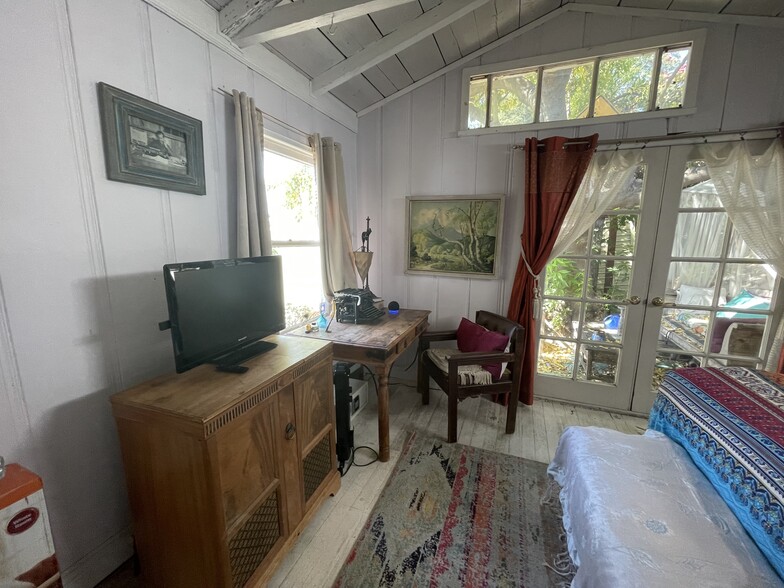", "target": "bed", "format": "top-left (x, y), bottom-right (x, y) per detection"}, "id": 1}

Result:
top-left (549, 366), bottom-right (784, 586)
top-left (648, 367), bottom-right (784, 577)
